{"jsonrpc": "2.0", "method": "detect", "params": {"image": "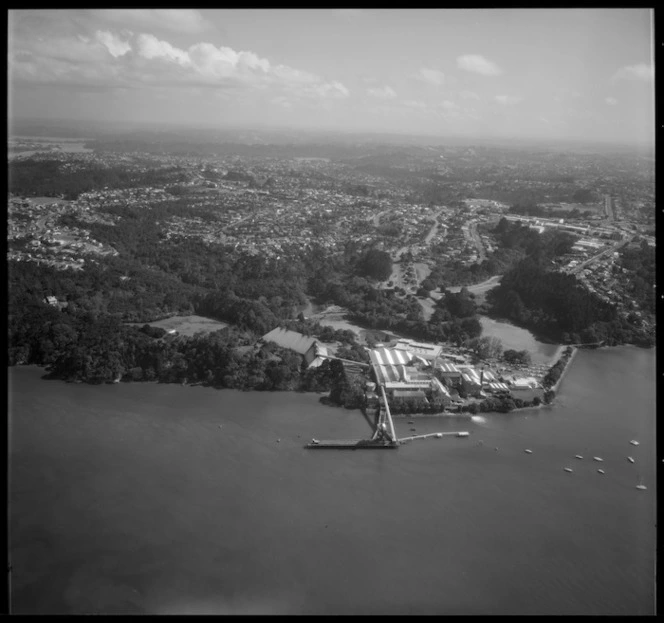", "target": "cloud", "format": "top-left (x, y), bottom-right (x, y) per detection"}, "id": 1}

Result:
top-left (137, 33), bottom-right (189, 65)
top-left (459, 90), bottom-right (480, 100)
top-left (416, 67), bottom-right (445, 86)
top-left (494, 95), bottom-right (522, 105)
top-left (367, 85), bottom-right (397, 99)
top-left (92, 9), bottom-right (209, 34)
top-left (440, 100), bottom-right (458, 110)
top-left (95, 30), bottom-right (131, 58)
top-left (305, 81), bottom-right (349, 99)
top-left (457, 54), bottom-right (502, 76)
top-left (403, 99), bottom-right (427, 110)
top-left (10, 29), bottom-right (349, 101)
top-left (605, 97), bottom-right (618, 106)
top-left (611, 63), bottom-right (653, 82)
top-left (553, 88), bottom-right (582, 102)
